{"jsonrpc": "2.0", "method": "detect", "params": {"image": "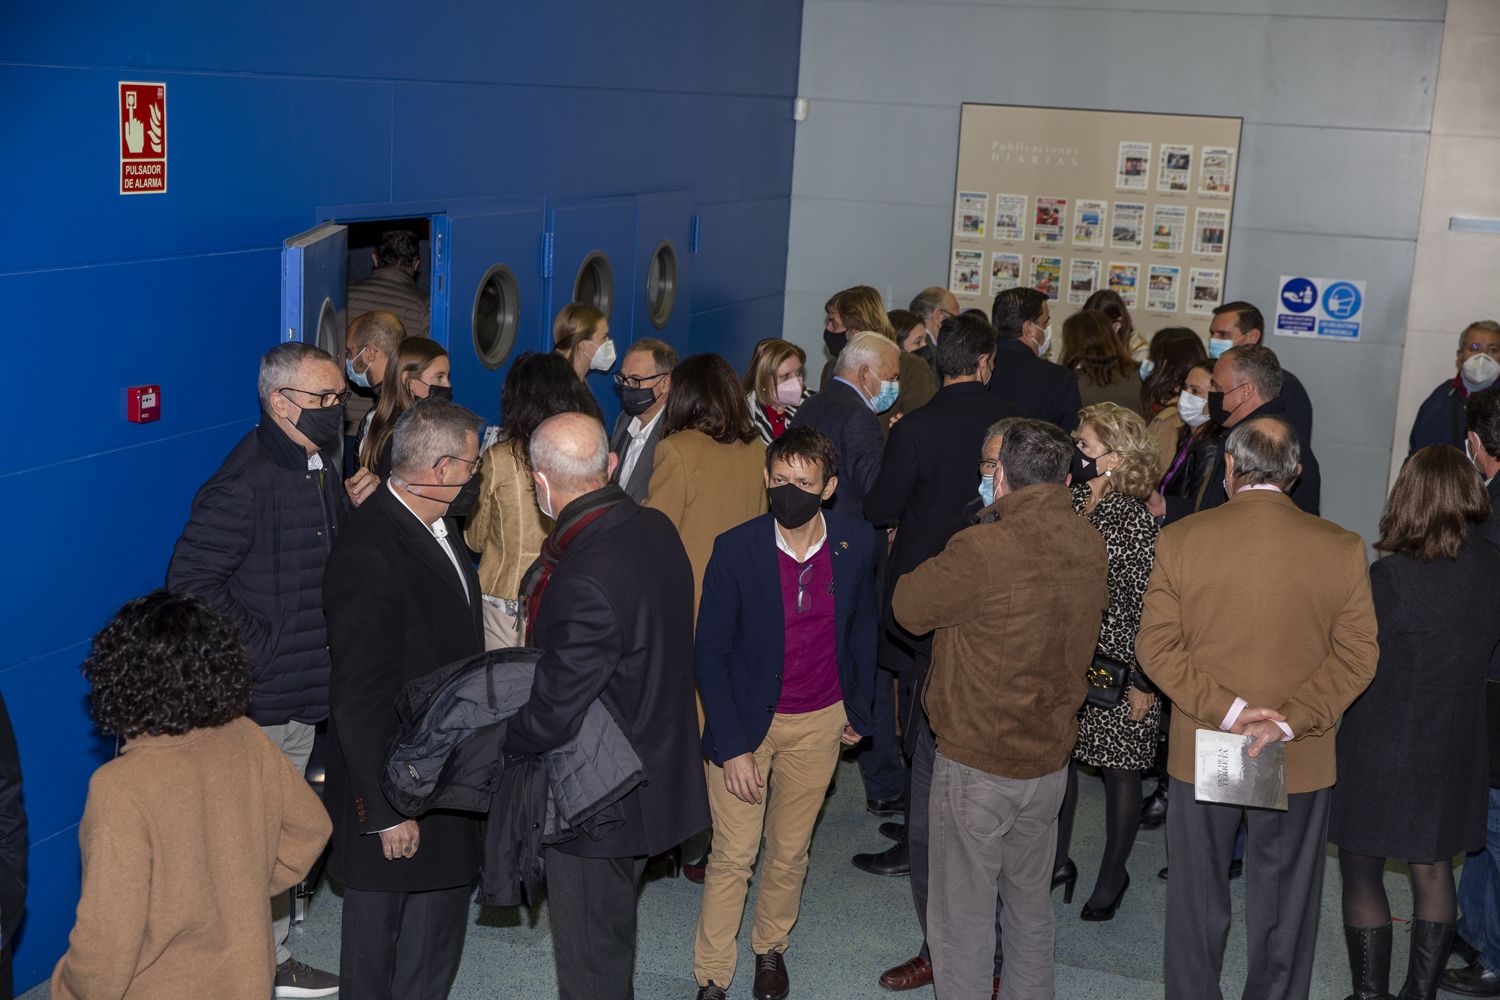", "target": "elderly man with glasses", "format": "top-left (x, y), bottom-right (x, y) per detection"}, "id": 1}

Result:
top-left (691, 426), bottom-right (880, 1000)
top-left (167, 340), bottom-right (349, 998)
